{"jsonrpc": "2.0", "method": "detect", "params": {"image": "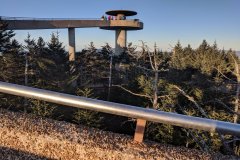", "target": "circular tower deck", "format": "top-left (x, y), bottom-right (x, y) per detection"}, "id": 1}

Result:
top-left (100, 10), bottom-right (143, 30)
top-left (100, 10), bottom-right (143, 55)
